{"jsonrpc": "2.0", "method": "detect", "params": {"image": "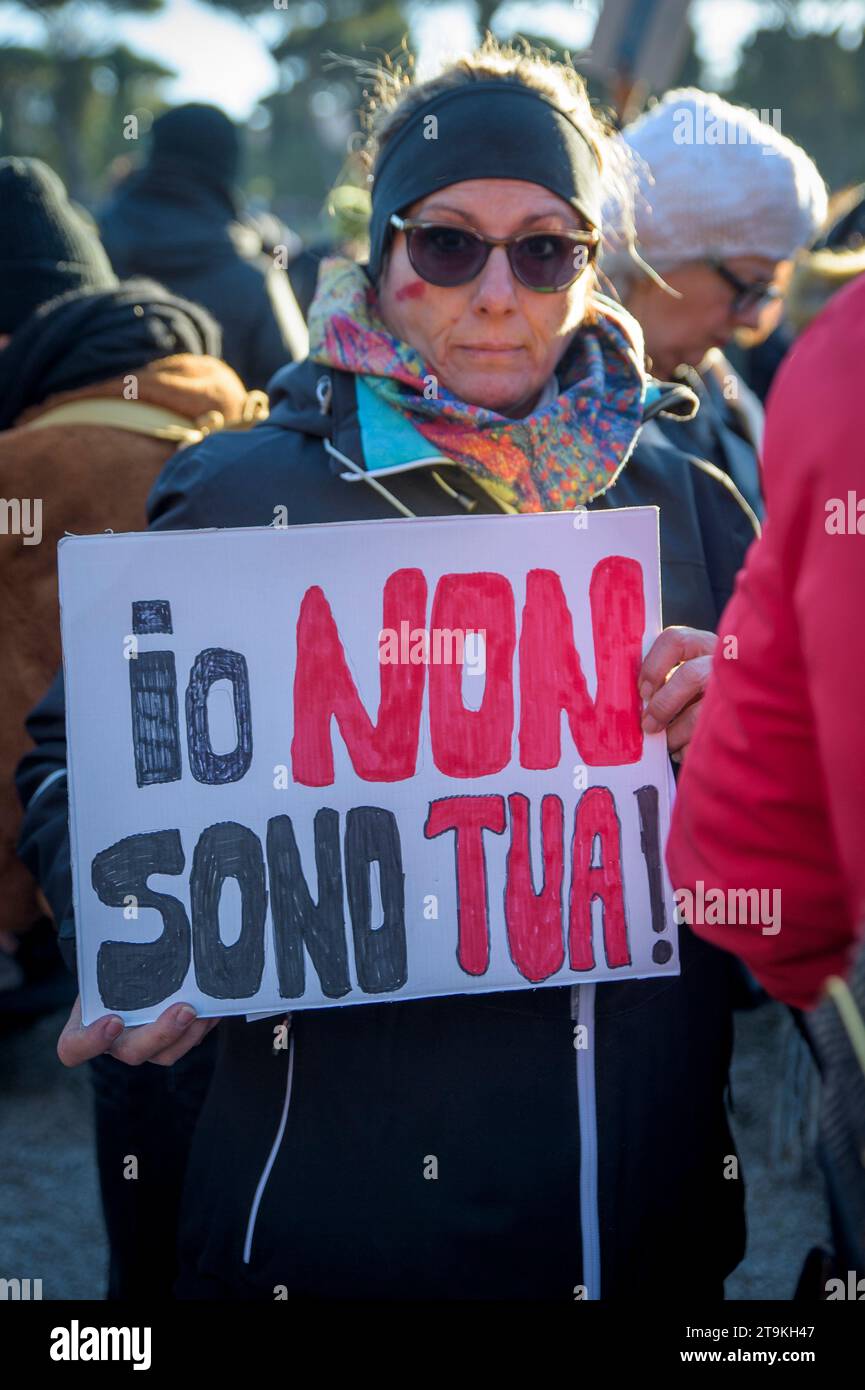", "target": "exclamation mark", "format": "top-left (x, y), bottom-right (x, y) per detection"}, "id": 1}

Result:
top-left (634, 785), bottom-right (672, 964)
